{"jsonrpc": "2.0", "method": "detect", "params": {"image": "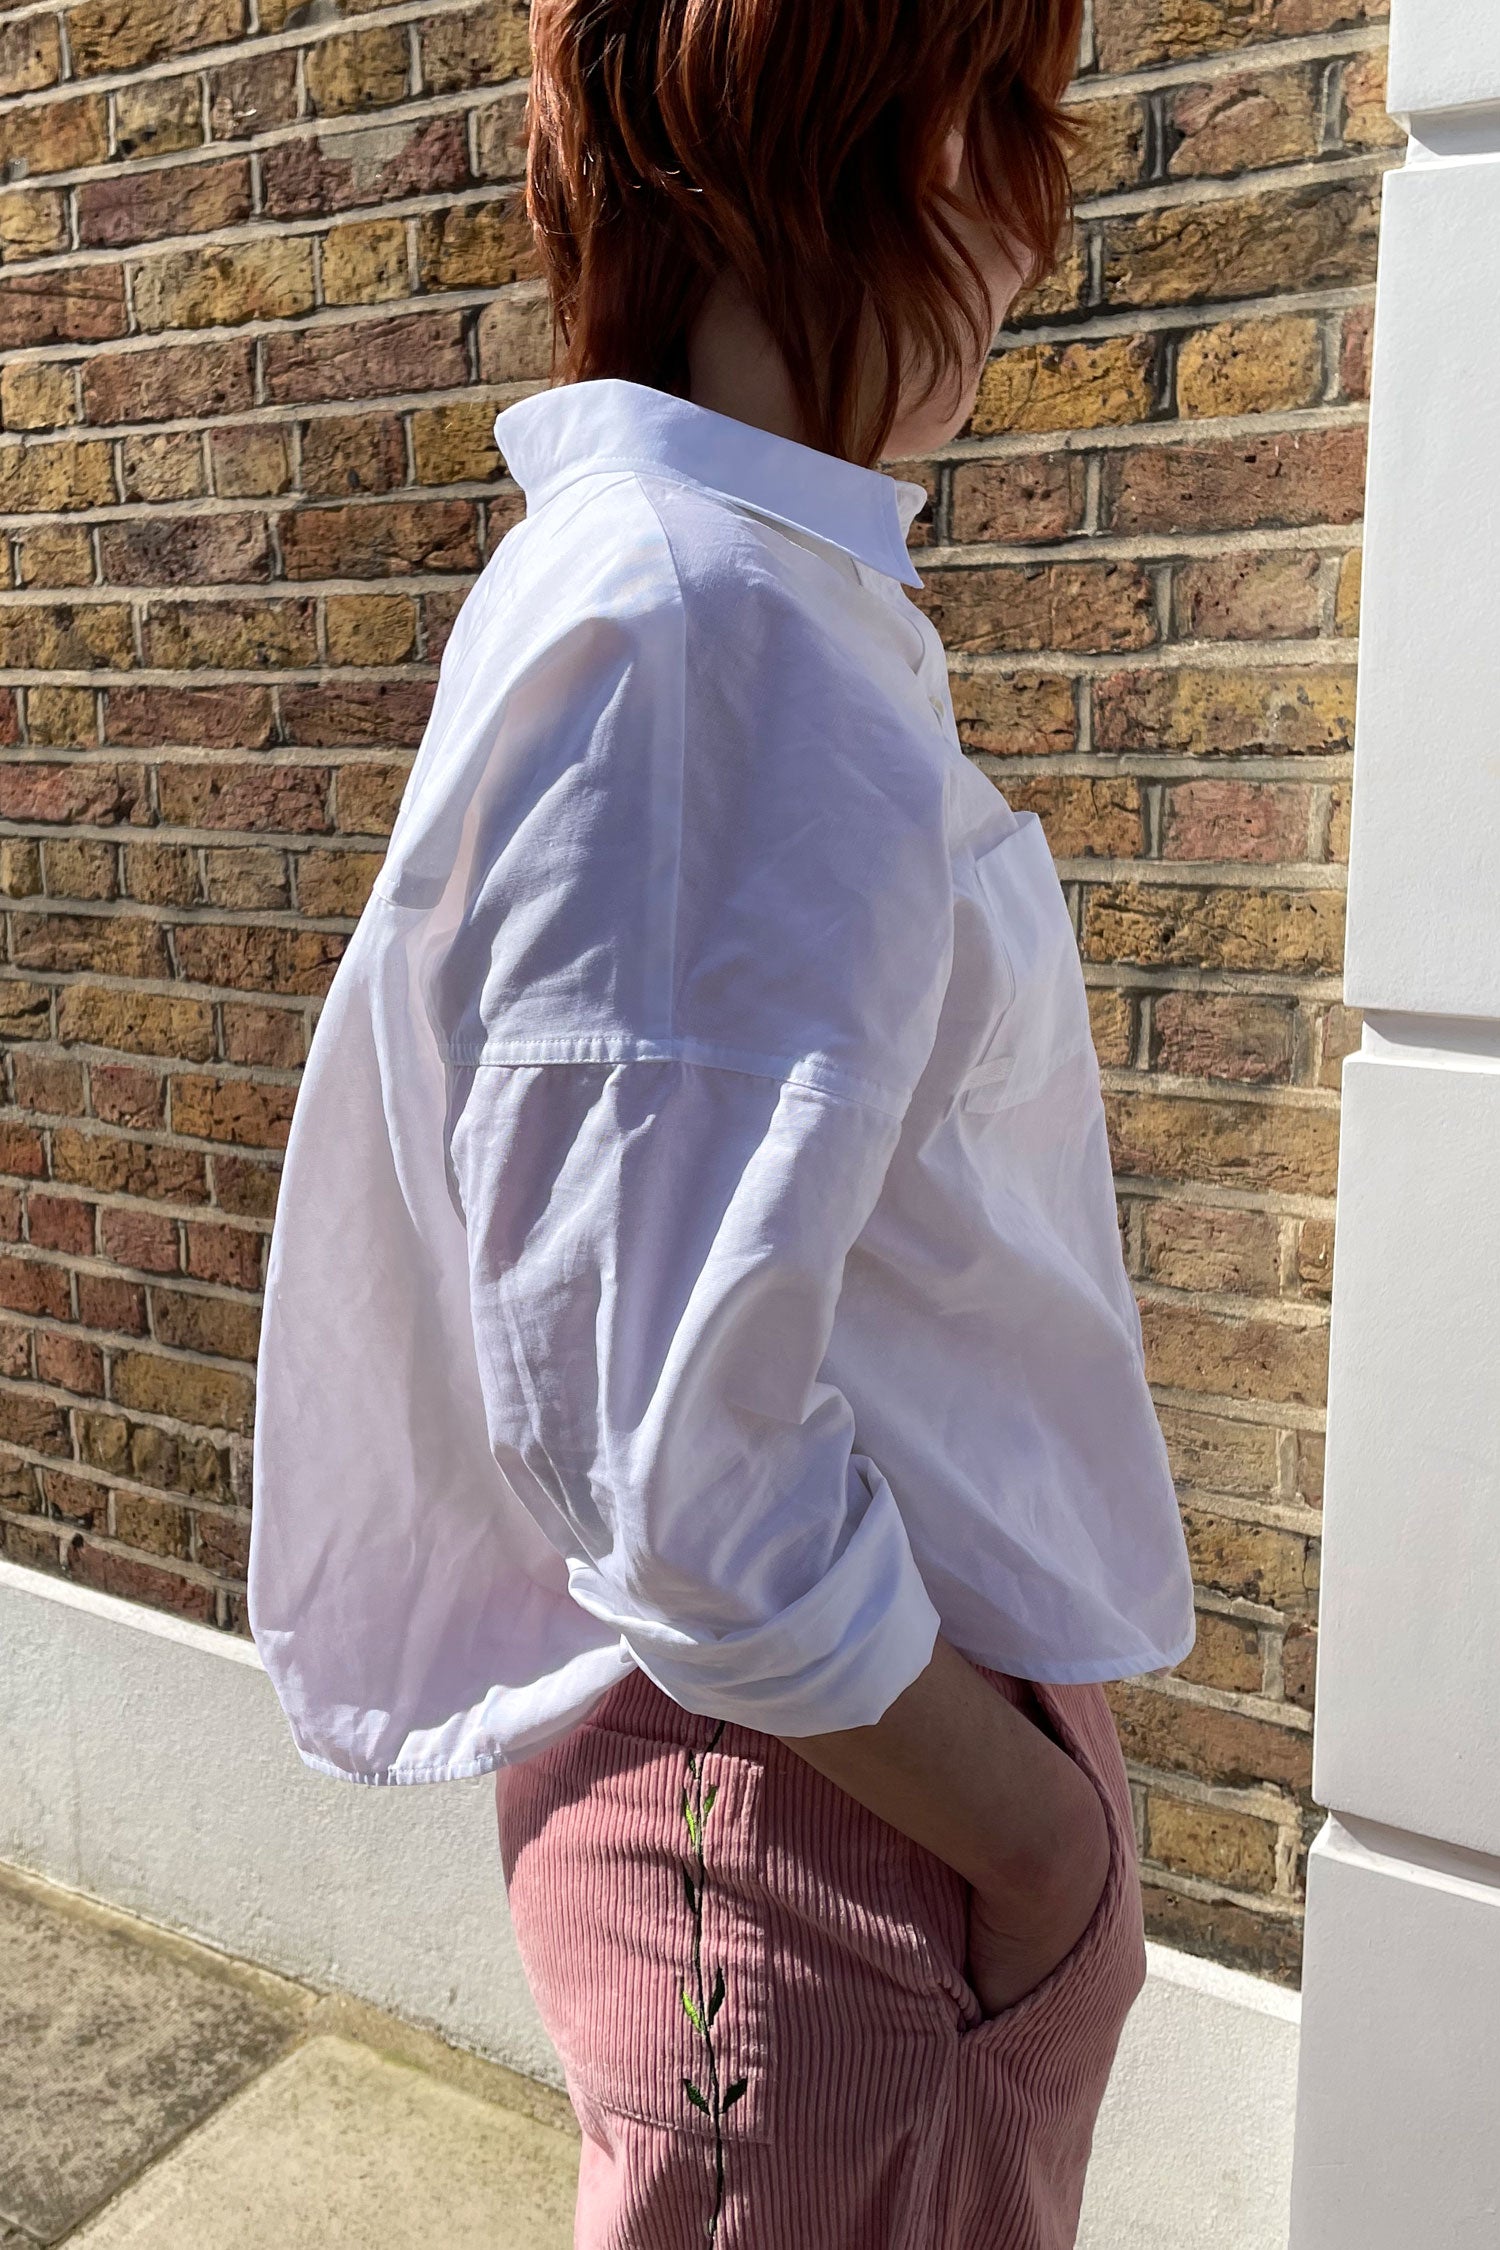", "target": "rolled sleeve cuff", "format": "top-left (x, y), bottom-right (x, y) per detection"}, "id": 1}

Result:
top-left (563, 1465), bottom-right (942, 1737)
